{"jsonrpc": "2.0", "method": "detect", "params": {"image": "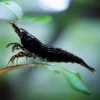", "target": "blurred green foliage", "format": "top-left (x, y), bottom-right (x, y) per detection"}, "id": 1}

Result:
top-left (22, 15), bottom-right (52, 22)
top-left (0, 0), bottom-right (100, 100)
